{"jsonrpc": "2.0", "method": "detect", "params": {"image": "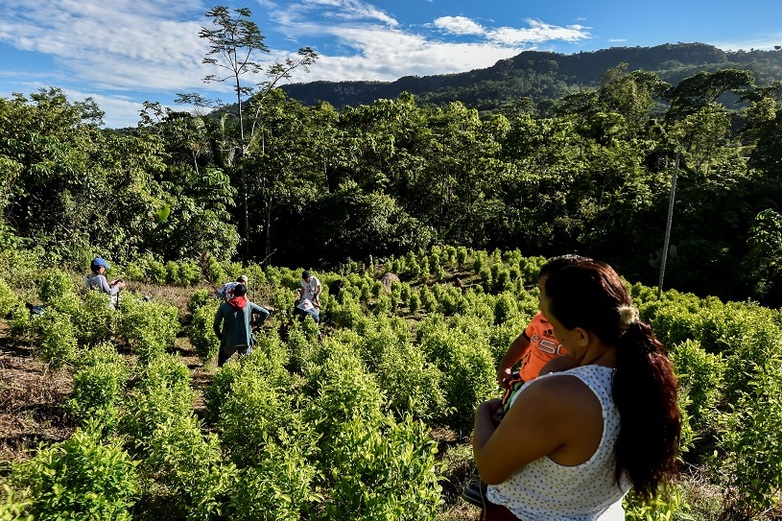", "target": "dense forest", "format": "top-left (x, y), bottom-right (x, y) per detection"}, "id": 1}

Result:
top-left (1, 19), bottom-right (782, 306)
